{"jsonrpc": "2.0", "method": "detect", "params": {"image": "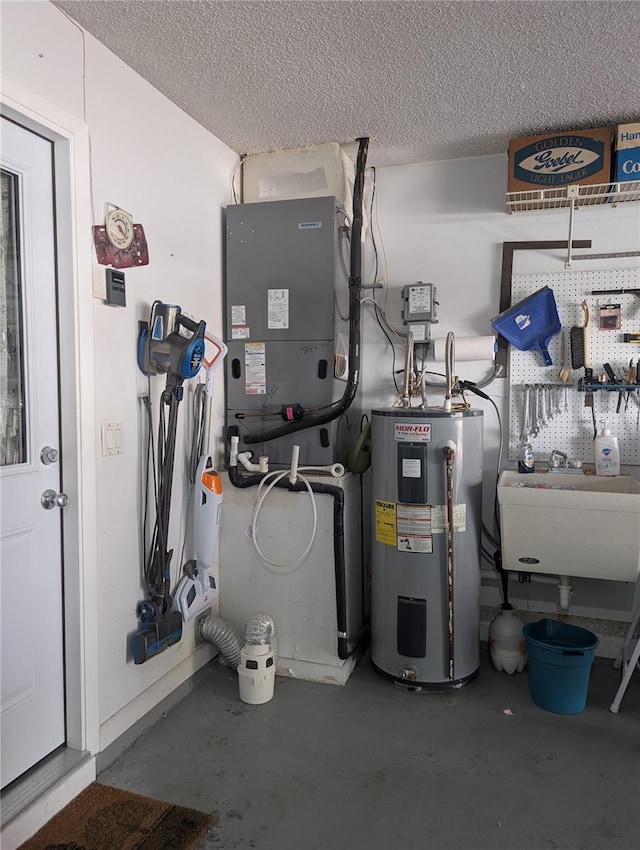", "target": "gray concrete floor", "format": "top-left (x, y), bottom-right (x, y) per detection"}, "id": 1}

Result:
top-left (99, 649), bottom-right (639, 850)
